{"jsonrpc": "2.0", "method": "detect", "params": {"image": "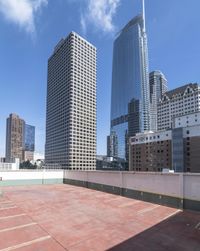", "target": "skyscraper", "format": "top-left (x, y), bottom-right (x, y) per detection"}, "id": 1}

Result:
top-left (109, 0), bottom-right (150, 161)
top-left (149, 70), bottom-right (168, 131)
top-left (23, 124), bottom-right (35, 161)
top-left (45, 32), bottom-right (96, 170)
top-left (5, 114), bottom-right (35, 162)
top-left (24, 124), bottom-right (35, 152)
top-left (6, 113), bottom-right (25, 162)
